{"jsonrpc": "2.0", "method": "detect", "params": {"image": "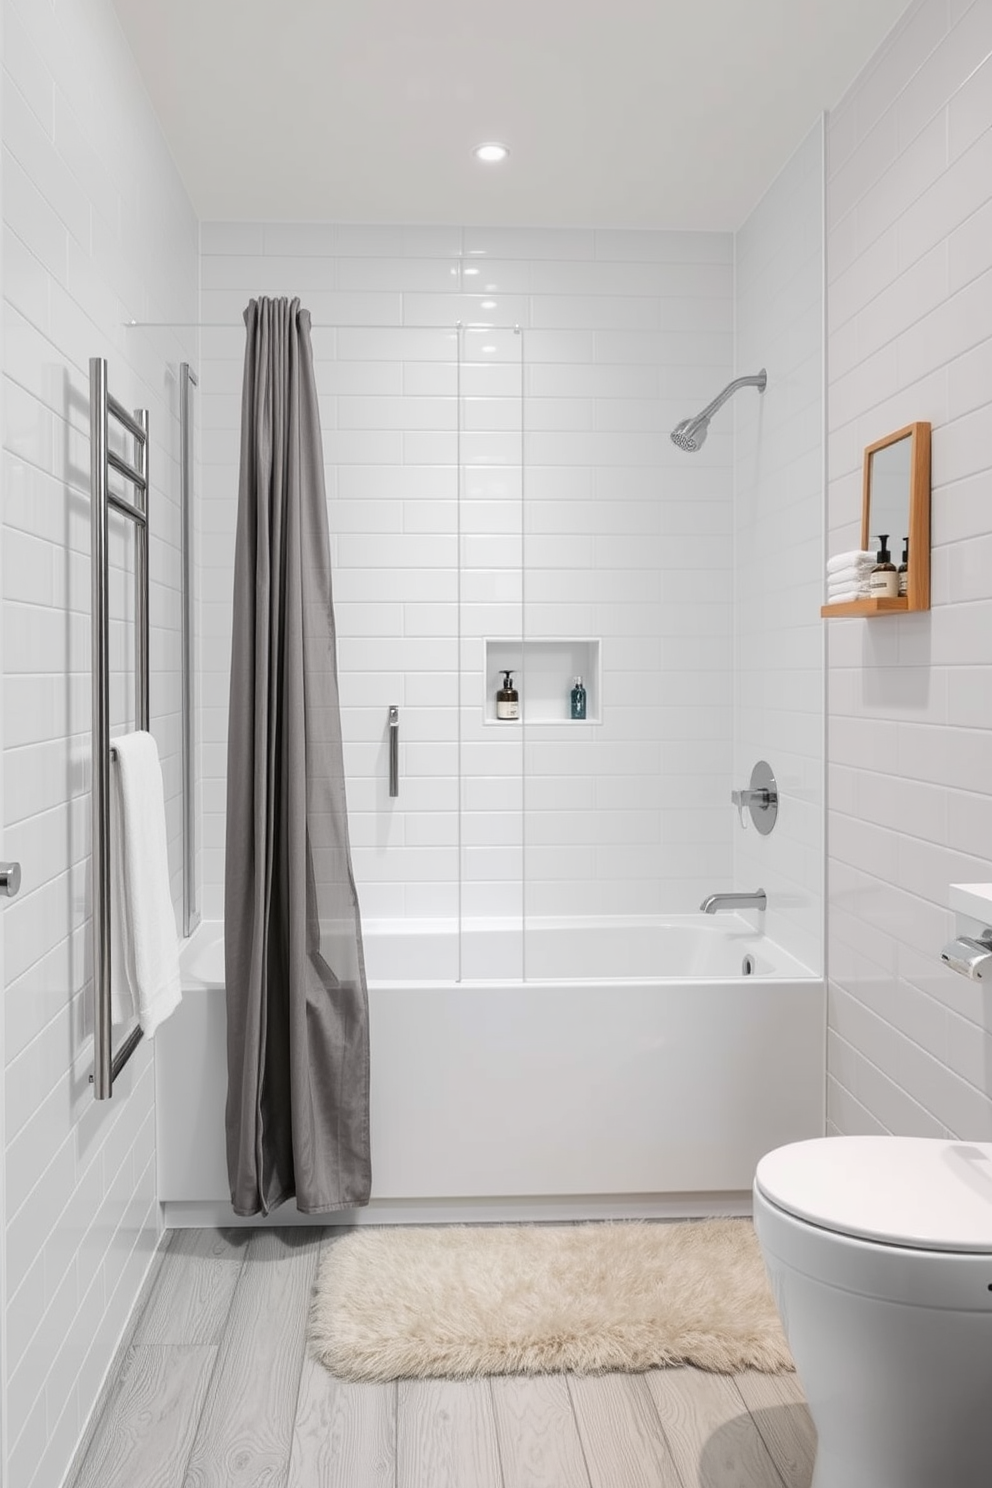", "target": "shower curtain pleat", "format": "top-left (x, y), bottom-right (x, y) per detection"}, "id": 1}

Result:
top-left (225, 296), bottom-right (371, 1216)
